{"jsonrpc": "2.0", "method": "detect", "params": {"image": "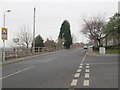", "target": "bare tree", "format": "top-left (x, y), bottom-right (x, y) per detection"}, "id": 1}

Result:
top-left (81, 16), bottom-right (106, 46)
top-left (17, 26), bottom-right (32, 49)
